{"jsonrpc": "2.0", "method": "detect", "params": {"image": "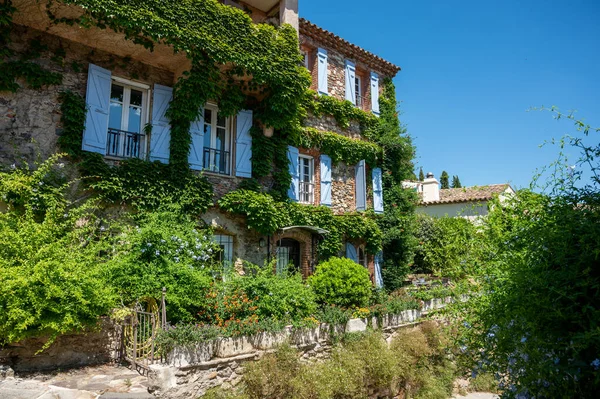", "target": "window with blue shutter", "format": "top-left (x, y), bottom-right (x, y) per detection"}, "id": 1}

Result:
top-left (374, 251), bottom-right (384, 288)
top-left (82, 64), bottom-right (111, 155)
top-left (149, 84), bottom-right (173, 163)
top-left (346, 242), bottom-right (358, 263)
top-left (287, 146), bottom-right (300, 201)
top-left (372, 167), bottom-right (384, 214)
top-left (317, 48), bottom-right (328, 95)
top-left (345, 60), bottom-right (356, 104)
top-left (235, 110), bottom-right (253, 178)
top-left (188, 108), bottom-right (204, 171)
top-left (355, 160), bottom-right (367, 211)
top-left (370, 72), bottom-right (380, 115)
top-left (320, 155), bottom-right (332, 206)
